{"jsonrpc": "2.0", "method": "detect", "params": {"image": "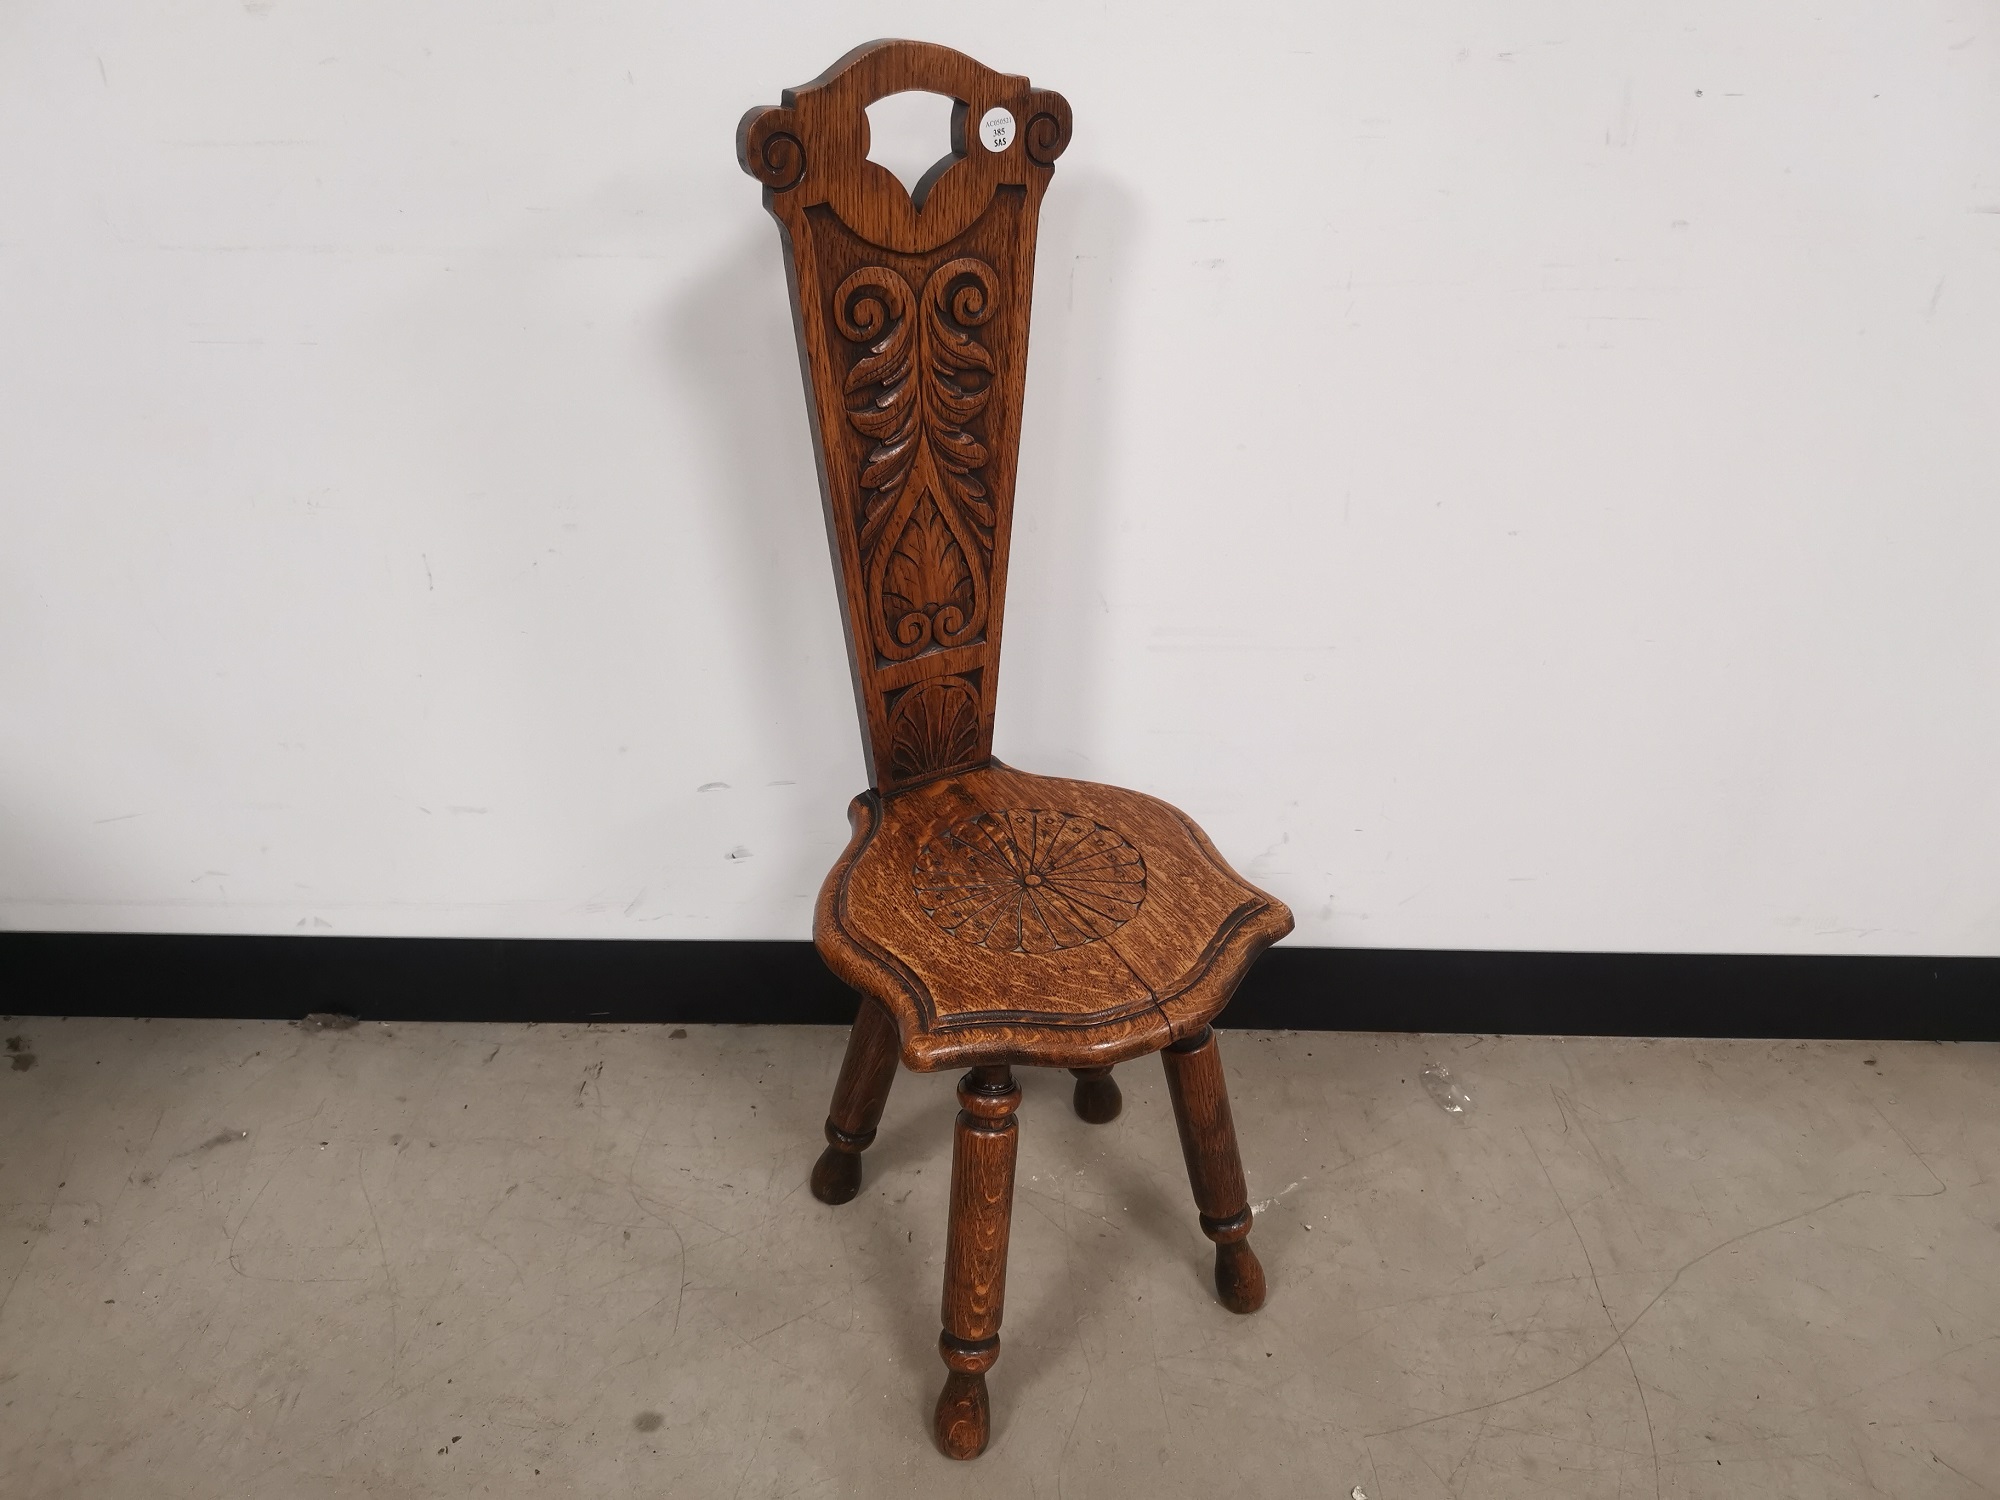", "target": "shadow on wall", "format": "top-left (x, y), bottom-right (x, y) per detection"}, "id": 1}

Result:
top-left (660, 224), bottom-right (861, 782)
top-left (0, 802), bottom-right (115, 932)
top-left (1002, 168), bottom-right (1140, 780)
